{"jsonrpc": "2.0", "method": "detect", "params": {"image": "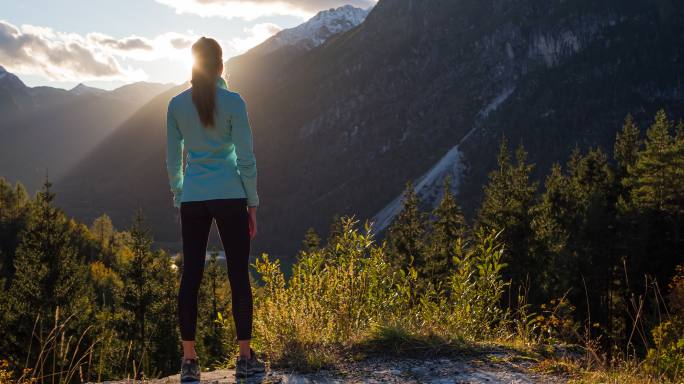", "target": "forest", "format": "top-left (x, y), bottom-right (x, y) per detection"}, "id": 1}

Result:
top-left (0, 110), bottom-right (682, 383)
